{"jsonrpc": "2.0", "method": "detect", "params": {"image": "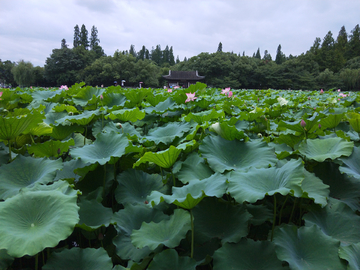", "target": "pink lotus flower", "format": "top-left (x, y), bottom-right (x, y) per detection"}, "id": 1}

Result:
top-left (320, 89), bottom-right (324, 94)
top-left (100, 95), bottom-right (103, 100)
top-left (338, 89), bottom-right (341, 92)
top-left (339, 93), bottom-right (347, 97)
top-left (227, 91), bottom-right (233, 98)
top-left (174, 86), bottom-right (180, 89)
top-left (221, 87), bottom-right (231, 95)
top-left (185, 92), bottom-right (197, 103)
top-left (167, 89), bottom-right (172, 93)
top-left (0, 91), bottom-right (2, 100)
top-left (59, 85), bottom-right (68, 90)
top-left (300, 119), bottom-right (306, 127)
